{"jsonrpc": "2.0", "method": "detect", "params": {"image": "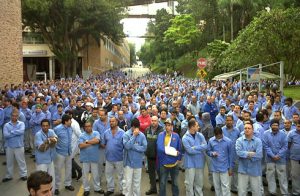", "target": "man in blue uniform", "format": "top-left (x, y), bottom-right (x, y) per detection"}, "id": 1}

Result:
top-left (53, 114), bottom-right (74, 195)
top-left (123, 118), bottom-right (147, 196)
top-left (78, 121), bottom-right (103, 196)
top-left (2, 110), bottom-right (28, 182)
